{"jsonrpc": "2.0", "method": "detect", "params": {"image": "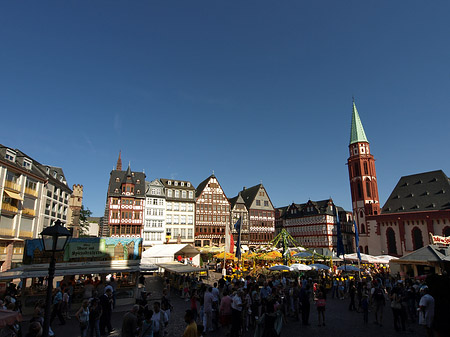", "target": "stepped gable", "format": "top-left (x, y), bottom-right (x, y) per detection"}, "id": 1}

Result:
top-left (381, 170), bottom-right (450, 214)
